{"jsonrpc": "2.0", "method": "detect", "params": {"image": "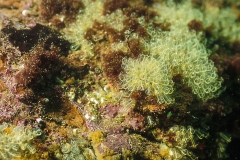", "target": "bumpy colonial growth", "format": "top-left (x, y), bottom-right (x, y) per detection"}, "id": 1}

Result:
top-left (120, 55), bottom-right (175, 104)
top-left (0, 123), bottom-right (42, 159)
top-left (119, 0), bottom-right (224, 104)
top-left (121, 22), bottom-right (223, 104)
